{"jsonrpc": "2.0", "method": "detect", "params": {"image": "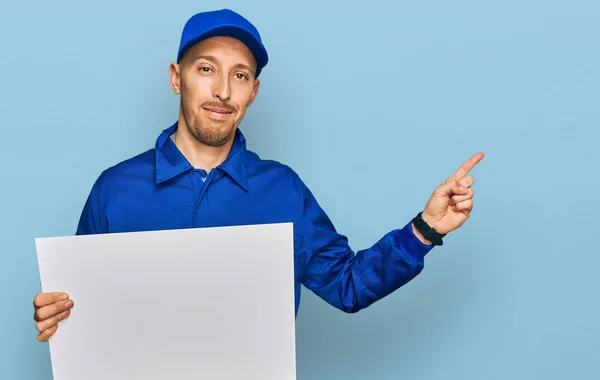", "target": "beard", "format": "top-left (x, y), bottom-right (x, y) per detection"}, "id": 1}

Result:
top-left (181, 99), bottom-right (238, 147)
